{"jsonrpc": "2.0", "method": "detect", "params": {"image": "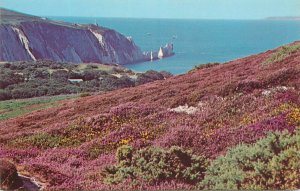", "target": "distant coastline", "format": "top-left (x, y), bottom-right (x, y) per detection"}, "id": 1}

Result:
top-left (265, 16), bottom-right (300, 21)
